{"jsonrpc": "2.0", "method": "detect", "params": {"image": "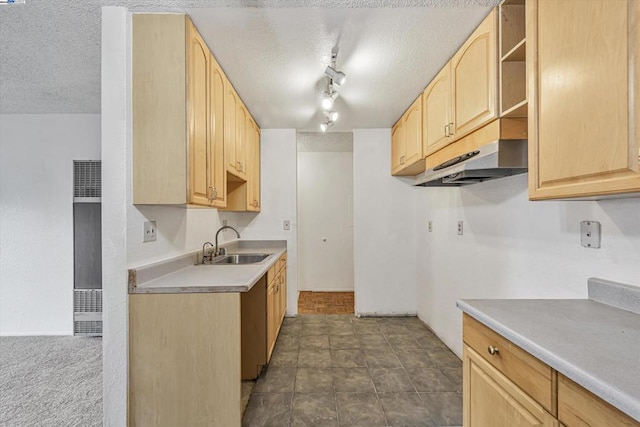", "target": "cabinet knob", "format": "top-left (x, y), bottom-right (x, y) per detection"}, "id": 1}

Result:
top-left (487, 345), bottom-right (499, 356)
